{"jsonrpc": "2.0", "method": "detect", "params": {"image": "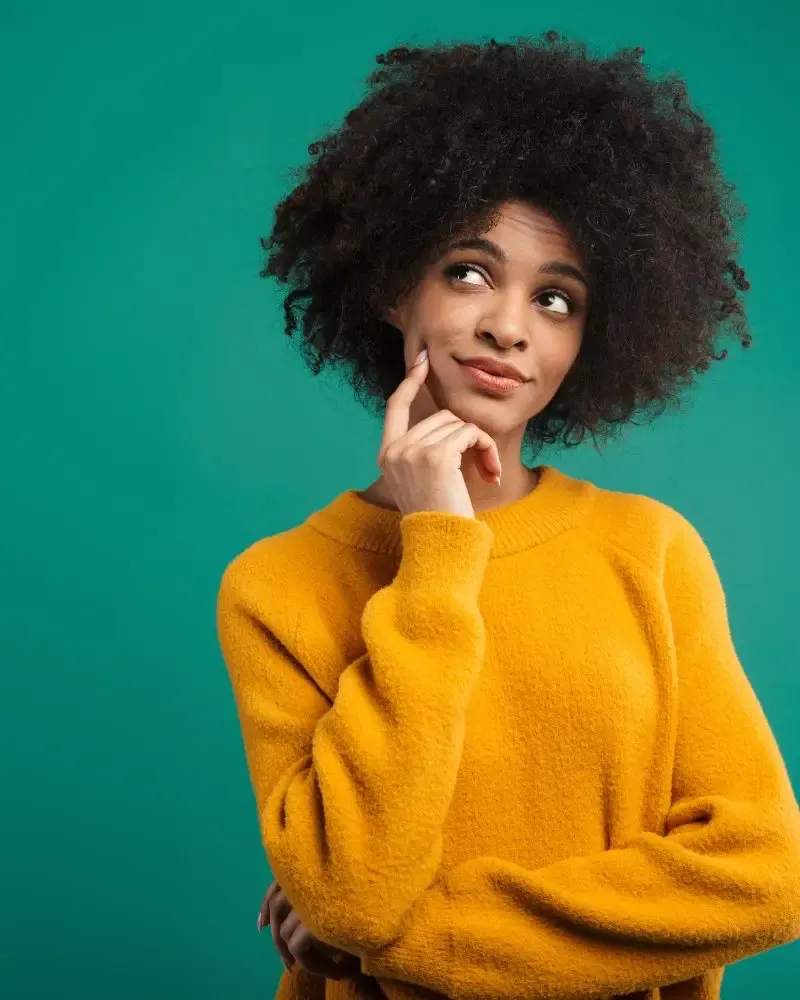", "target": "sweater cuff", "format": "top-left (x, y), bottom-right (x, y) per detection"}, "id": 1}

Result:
top-left (358, 889), bottom-right (452, 983)
top-left (394, 511), bottom-right (494, 598)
